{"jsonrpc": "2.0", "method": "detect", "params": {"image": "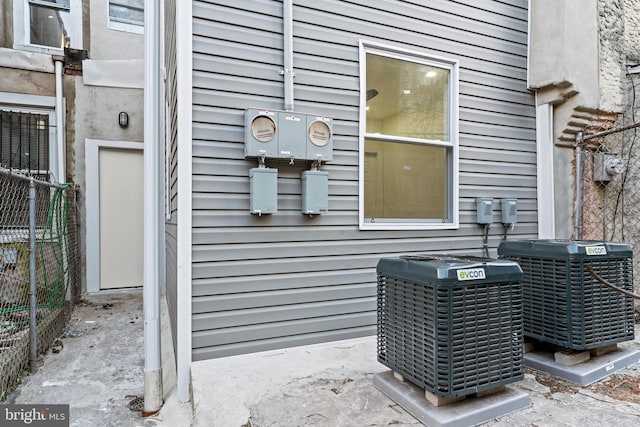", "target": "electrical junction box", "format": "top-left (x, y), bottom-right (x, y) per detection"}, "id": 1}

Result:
top-left (593, 152), bottom-right (624, 183)
top-left (306, 115), bottom-right (333, 162)
top-left (277, 111), bottom-right (306, 160)
top-left (245, 109), bottom-right (278, 158)
top-left (249, 167), bottom-right (277, 215)
top-left (301, 170), bottom-right (328, 215)
top-left (476, 198), bottom-right (493, 224)
top-left (244, 108), bottom-right (333, 162)
top-left (501, 199), bottom-right (517, 224)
